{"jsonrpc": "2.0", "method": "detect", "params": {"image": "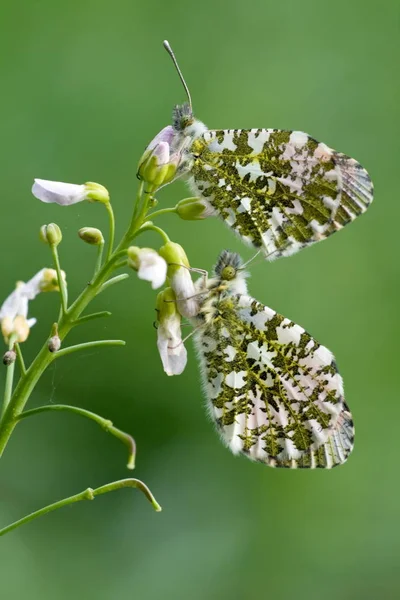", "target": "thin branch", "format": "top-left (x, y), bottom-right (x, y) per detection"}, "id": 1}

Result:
top-left (72, 311), bottom-right (112, 327)
top-left (18, 404), bottom-right (135, 469)
top-left (147, 207), bottom-right (177, 220)
top-left (51, 245), bottom-right (68, 314)
top-left (53, 339), bottom-right (125, 359)
top-left (14, 343), bottom-right (26, 376)
top-left (104, 201), bottom-right (115, 262)
top-left (137, 223), bottom-right (170, 244)
top-left (1, 335), bottom-right (17, 421)
top-left (94, 242), bottom-right (105, 276)
top-left (98, 274), bottom-right (129, 295)
top-left (0, 478), bottom-right (161, 537)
